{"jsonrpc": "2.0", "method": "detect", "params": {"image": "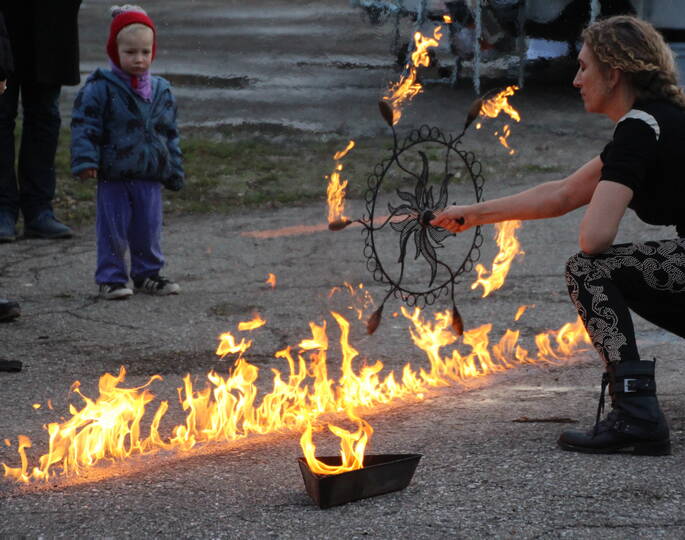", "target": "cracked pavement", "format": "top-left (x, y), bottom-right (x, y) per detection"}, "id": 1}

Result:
top-left (1, 0), bottom-right (684, 538)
